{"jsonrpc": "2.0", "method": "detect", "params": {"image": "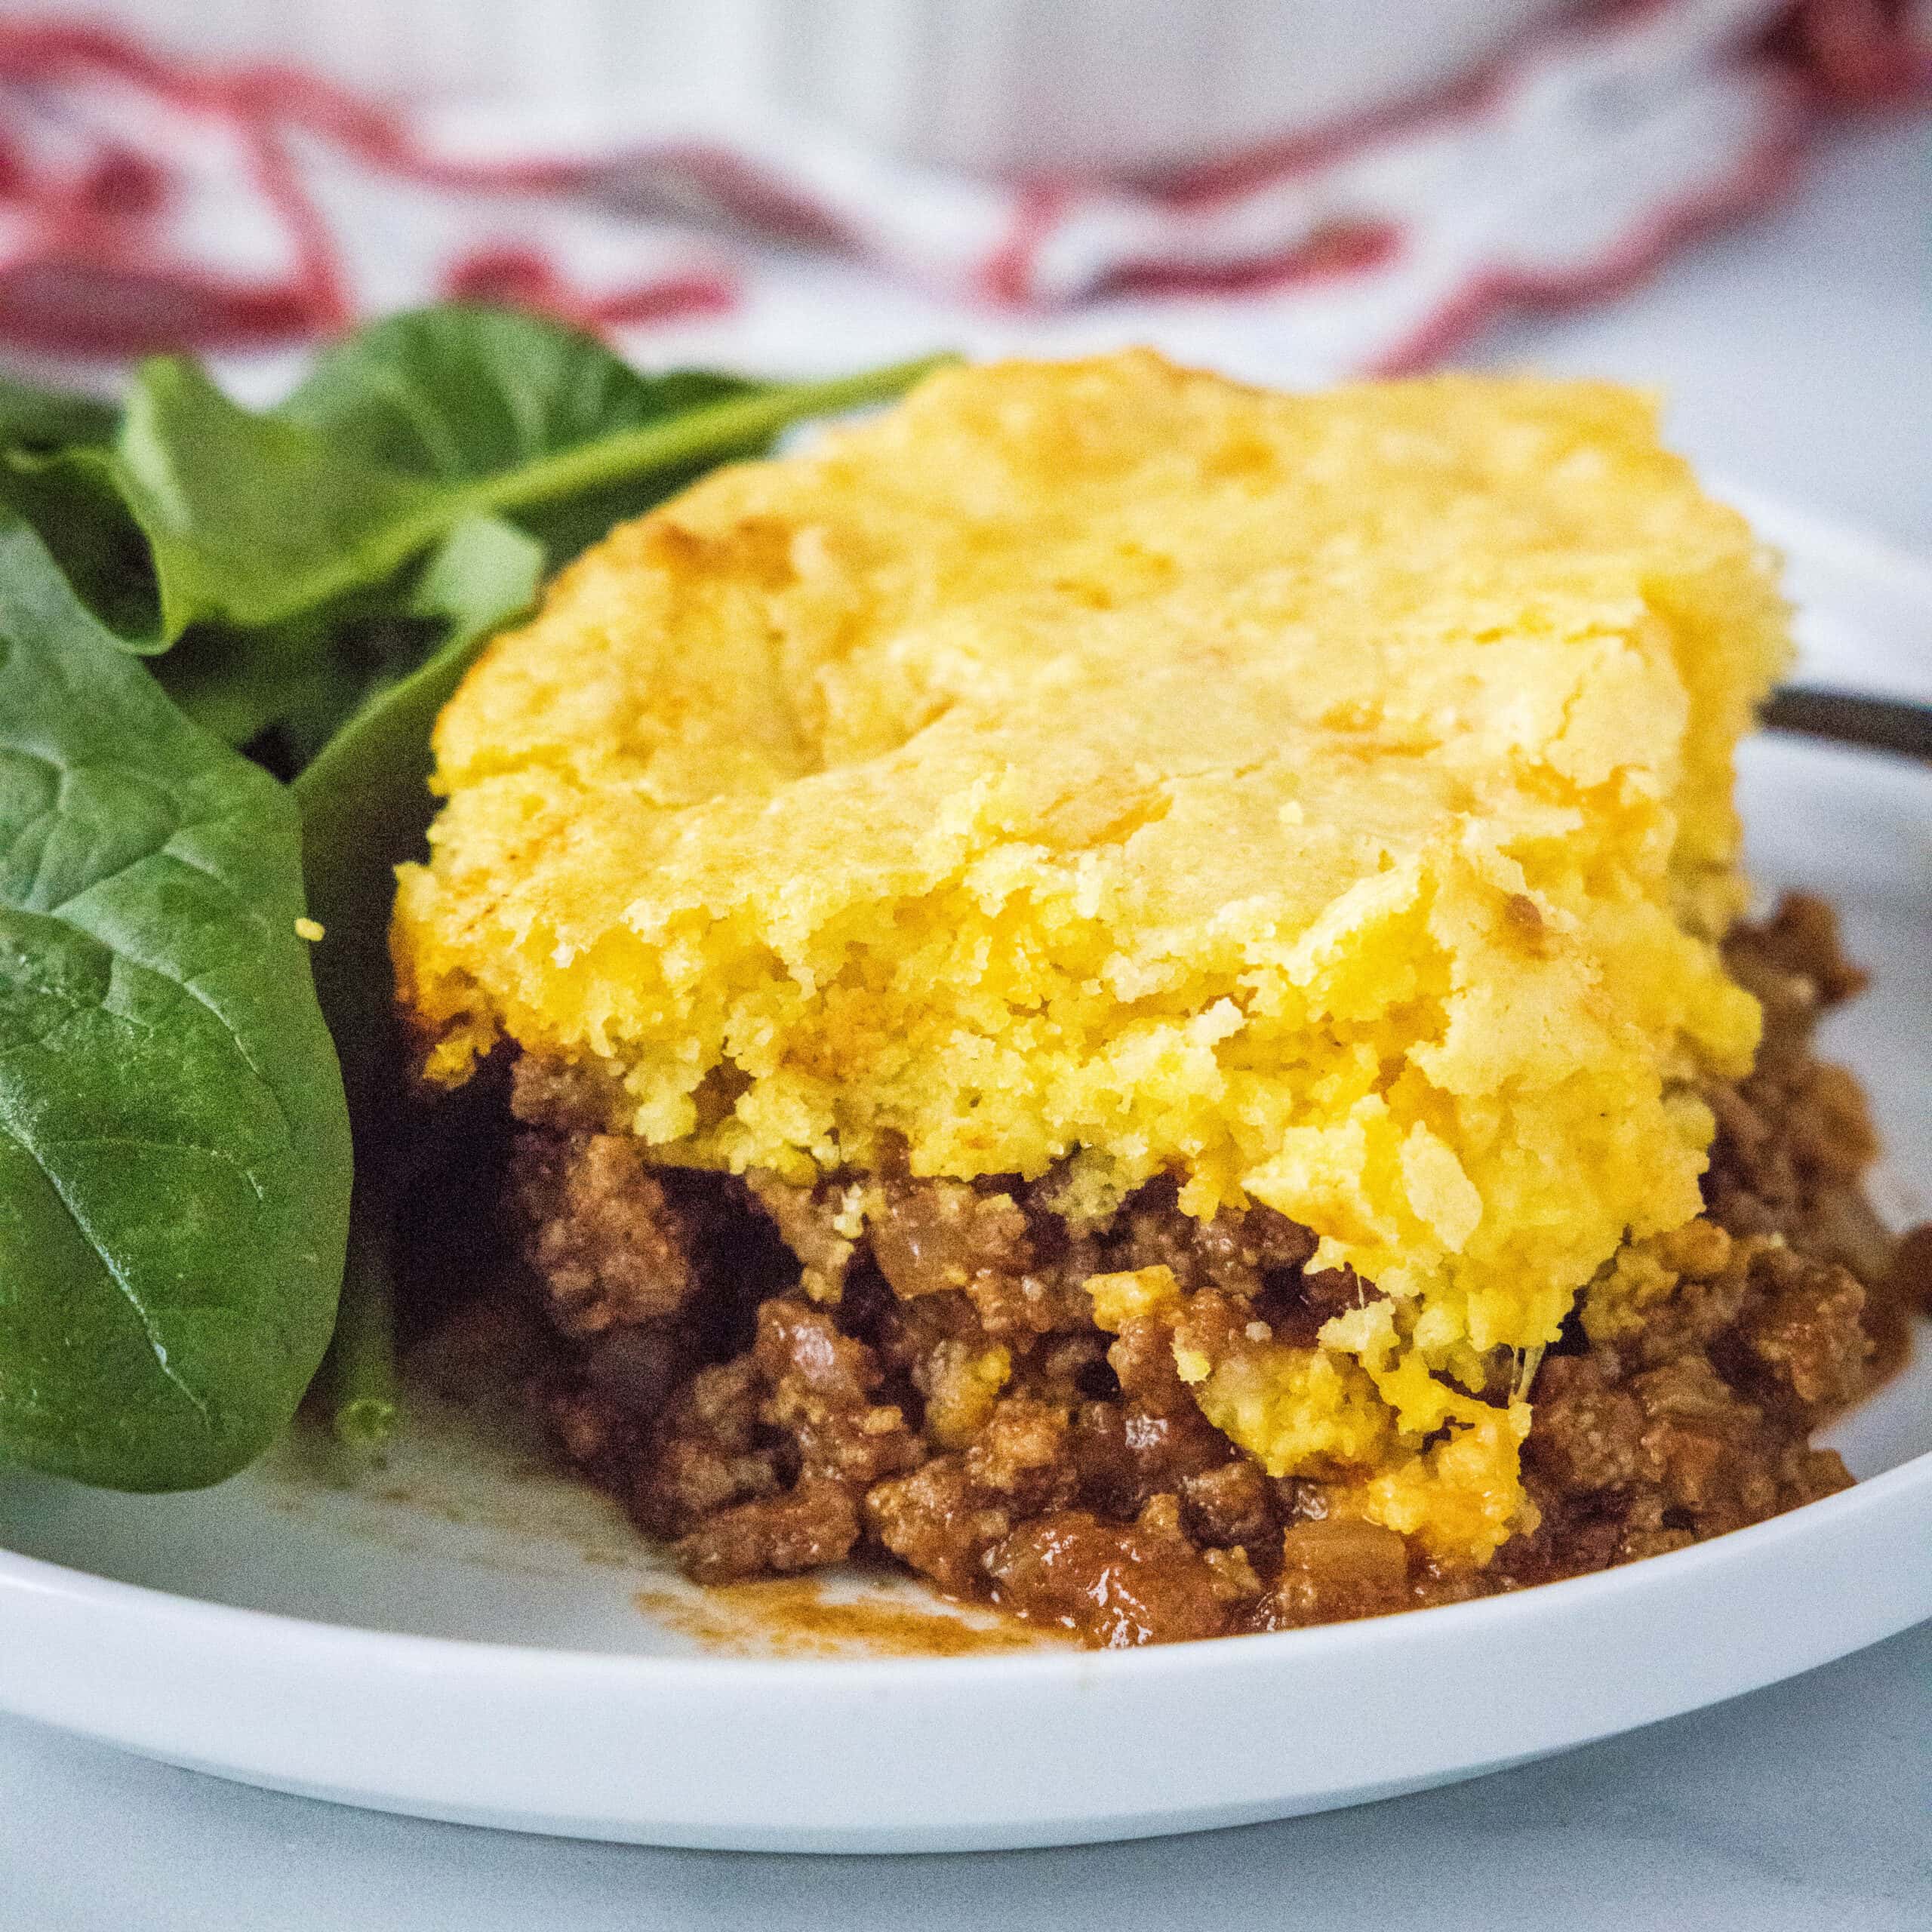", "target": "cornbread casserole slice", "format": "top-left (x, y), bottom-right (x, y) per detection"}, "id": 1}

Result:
top-left (394, 354), bottom-right (1915, 1644)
